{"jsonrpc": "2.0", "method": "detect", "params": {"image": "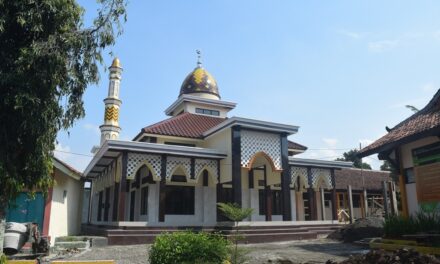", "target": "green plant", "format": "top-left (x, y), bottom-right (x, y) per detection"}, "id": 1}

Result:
top-left (384, 207), bottom-right (440, 238)
top-left (148, 231), bottom-right (230, 264)
top-left (0, 253), bottom-right (7, 264)
top-left (217, 203), bottom-right (253, 264)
